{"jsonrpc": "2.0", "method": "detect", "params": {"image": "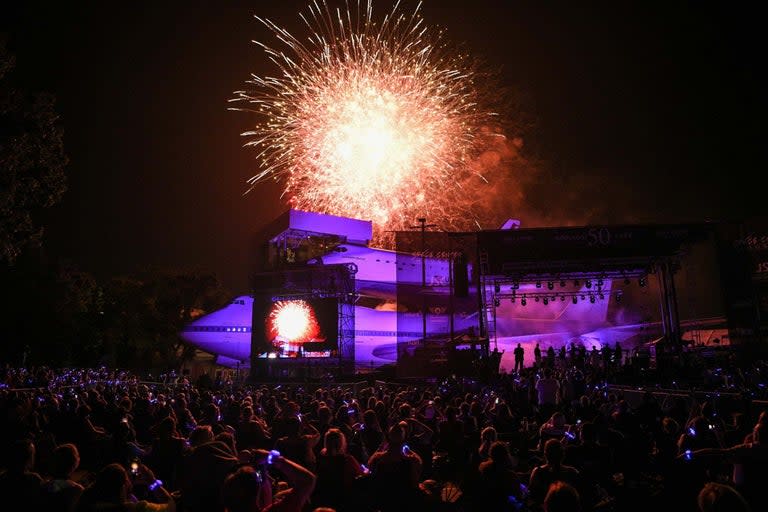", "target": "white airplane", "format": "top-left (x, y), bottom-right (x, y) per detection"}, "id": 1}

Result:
top-left (179, 294), bottom-right (479, 369)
